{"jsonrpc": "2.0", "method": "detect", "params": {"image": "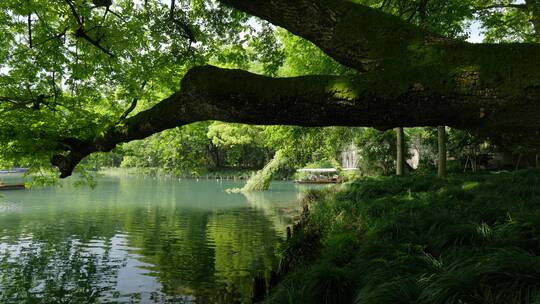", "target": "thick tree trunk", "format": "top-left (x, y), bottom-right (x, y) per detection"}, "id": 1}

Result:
top-left (396, 127), bottom-right (405, 176)
top-left (50, 0), bottom-right (540, 177)
top-left (438, 126), bottom-right (447, 177)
